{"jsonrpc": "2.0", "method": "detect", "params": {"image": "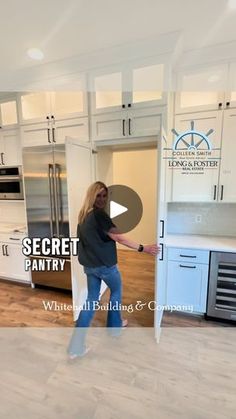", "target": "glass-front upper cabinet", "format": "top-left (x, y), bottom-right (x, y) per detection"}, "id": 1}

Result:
top-left (19, 92), bottom-right (50, 123)
top-left (226, 61), bottom-right (236, 108)
top-left (91, 70), bottom-right (123, 114)
top-left (175, 64), bottom-right (228, 114)
top-left (50, 91), bottom-right (85, 119)
top-left (130, 62), bottom-right (165, 108)
top-left (18, 75), bottom-right (88, 124)
top-left (89, 59), bottom-right (167, 114)
top-left (0, 98), bottom-right (18, 127)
